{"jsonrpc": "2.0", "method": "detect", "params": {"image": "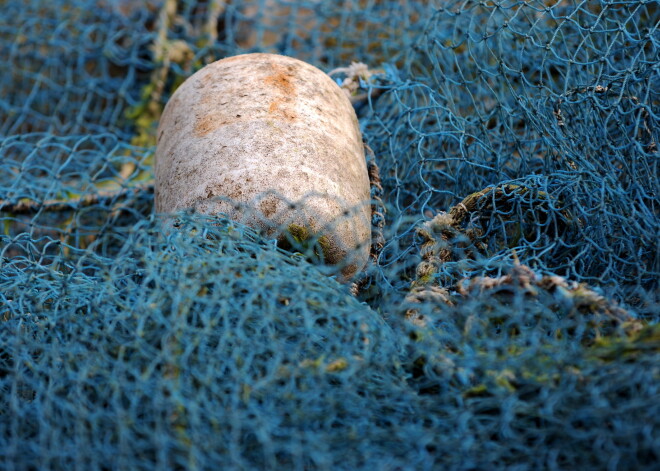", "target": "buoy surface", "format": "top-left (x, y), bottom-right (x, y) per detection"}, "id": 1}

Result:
top-left (155, 53), bottom-right (371, 279)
